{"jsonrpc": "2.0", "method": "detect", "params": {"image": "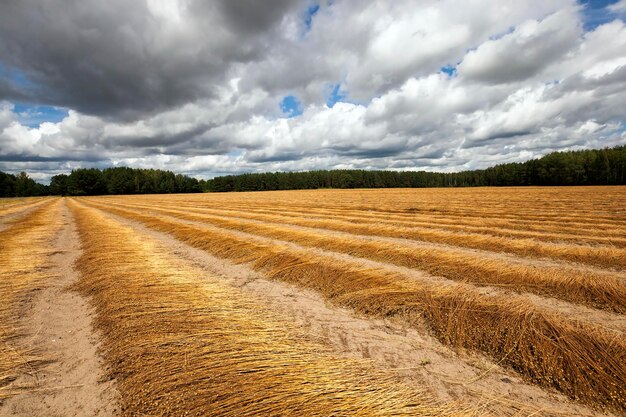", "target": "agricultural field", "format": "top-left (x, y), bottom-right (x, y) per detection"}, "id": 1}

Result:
top-left (0, 187), bottom-right (625, 416)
